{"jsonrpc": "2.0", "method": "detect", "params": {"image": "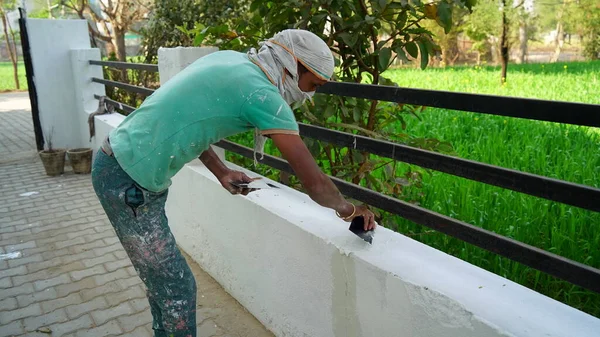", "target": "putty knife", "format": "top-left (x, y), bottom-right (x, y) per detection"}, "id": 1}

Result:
top-left (349, 216), bottom-right (374, 244)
